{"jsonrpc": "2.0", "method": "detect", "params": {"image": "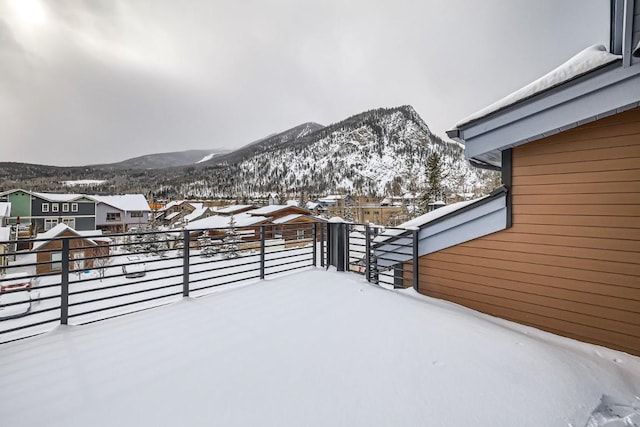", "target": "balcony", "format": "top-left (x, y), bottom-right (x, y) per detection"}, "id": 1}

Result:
top-left (0, 224), bottom-right (638, 426)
